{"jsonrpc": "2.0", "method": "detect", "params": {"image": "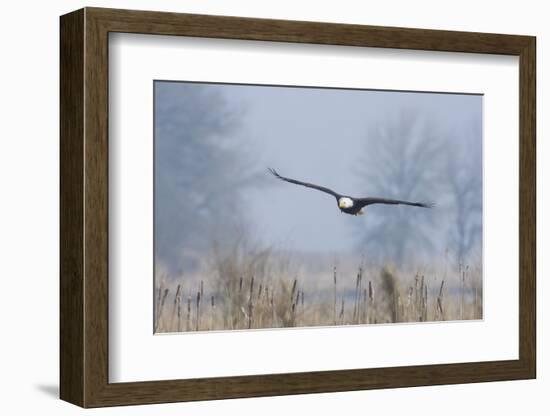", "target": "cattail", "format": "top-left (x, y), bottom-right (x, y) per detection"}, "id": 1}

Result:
top-left (291, 289), bottom-right (300, 326)
top-left (368, 280), bottom-right (374, 324)
top-left (249, 276), bottom-right (254, 299)
top-left (270, 286), bottom-right (275, 327)
top-left (171, 284), bottom-right (181, 332)
top-left (154, 286), bottom-right (162, 332)
top-left (186, 295), bottom-right (191, 331)
top-left (196, 290), bottom-right (201, 331)
top-left (396, 293), bottom-right (401, 323)
top-left (287, 279), bottom-right (298, 326)
top-left (210, 295), bottom-right (216, 330)
top-left (237, 276), bottom-right (244, 328)
top-left (437, 280), bottom-right (445, 319)
top-left (362, 287), bottom-right (367, 324)
top-left (177, 295), bottom-right (182, 331)
top-left (474, 285), bottom-right (478, 315)
top-left (255, 283), bottom-right (264, 328)
top-left (247, 276), bottom-right (254, 329)
top-left (353, 271), bottom-right (360, 323)
top-left (414, 274), bottom-right (419, 309)
top-left (155, 284), bottom-right (163, 329)
top-left (333, 266), bottom-right (337, 325)
top-left (423, 282), bottom-right (428, 321)
top-left (155, 288), bottom-right (169, 332)
top-left (461, 266), bottom-right (466, 320)
top-left (419, 276), bottom-right (425, 321)
top-left (358, 268), bottom-right (363, 322)
top-left (339, 298), bottom-right (345, 325)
